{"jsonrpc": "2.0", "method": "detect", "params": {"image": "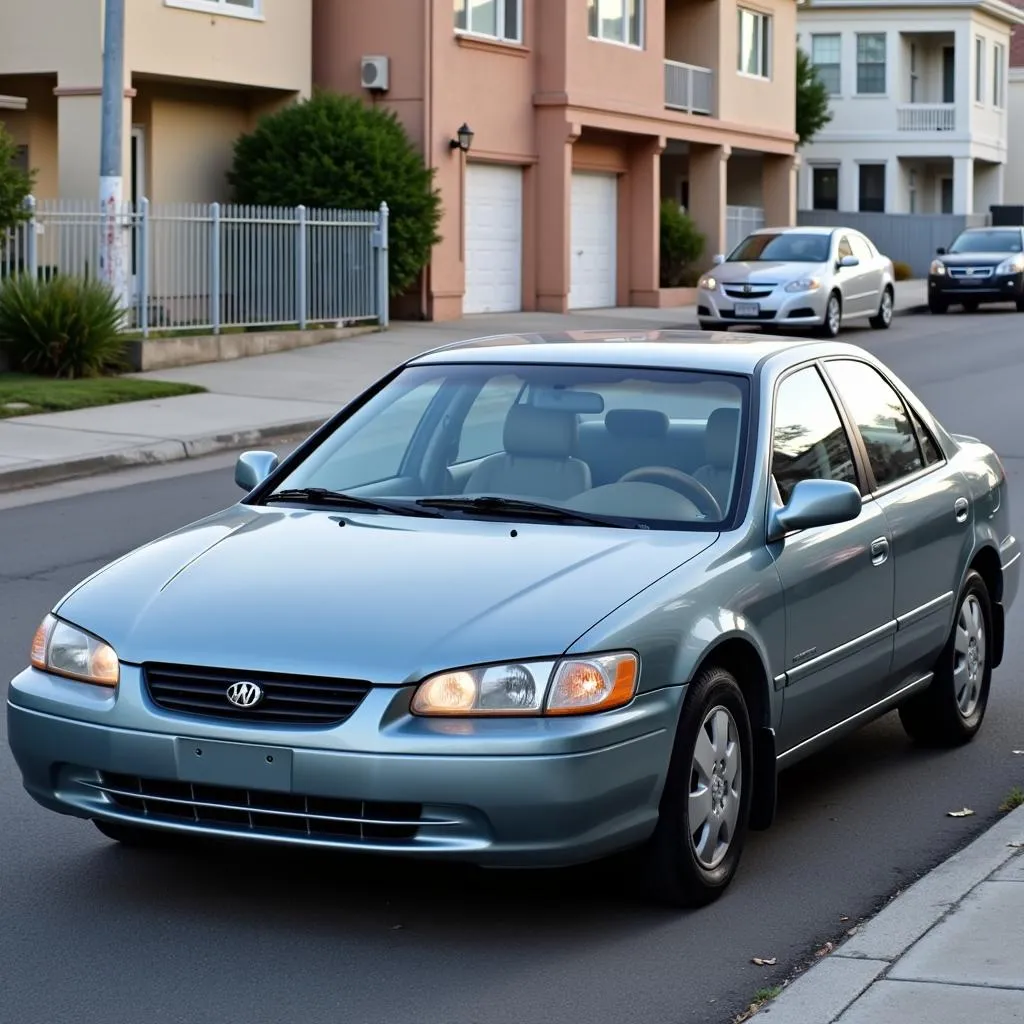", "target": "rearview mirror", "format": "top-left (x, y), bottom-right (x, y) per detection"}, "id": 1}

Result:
top-left (838, 255), bottom-right (860, 269)
top-left (936, 247), bottom-right (947, 255)
top-left (235, 450), bottom-right (280, 492)
top-left (768, 479), bottom-right (862, 543)
top-left (712, 254), bottom-right (725, 265)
